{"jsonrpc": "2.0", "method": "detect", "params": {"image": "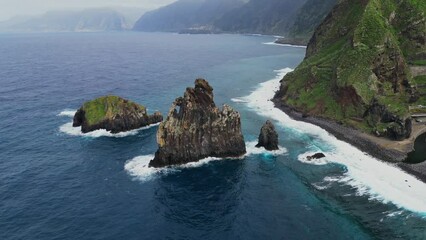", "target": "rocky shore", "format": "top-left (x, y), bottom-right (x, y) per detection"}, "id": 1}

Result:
top-left (274, 37), bottom-right (308, 46)
top-left (273, 101), bottom-right (426, 182)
